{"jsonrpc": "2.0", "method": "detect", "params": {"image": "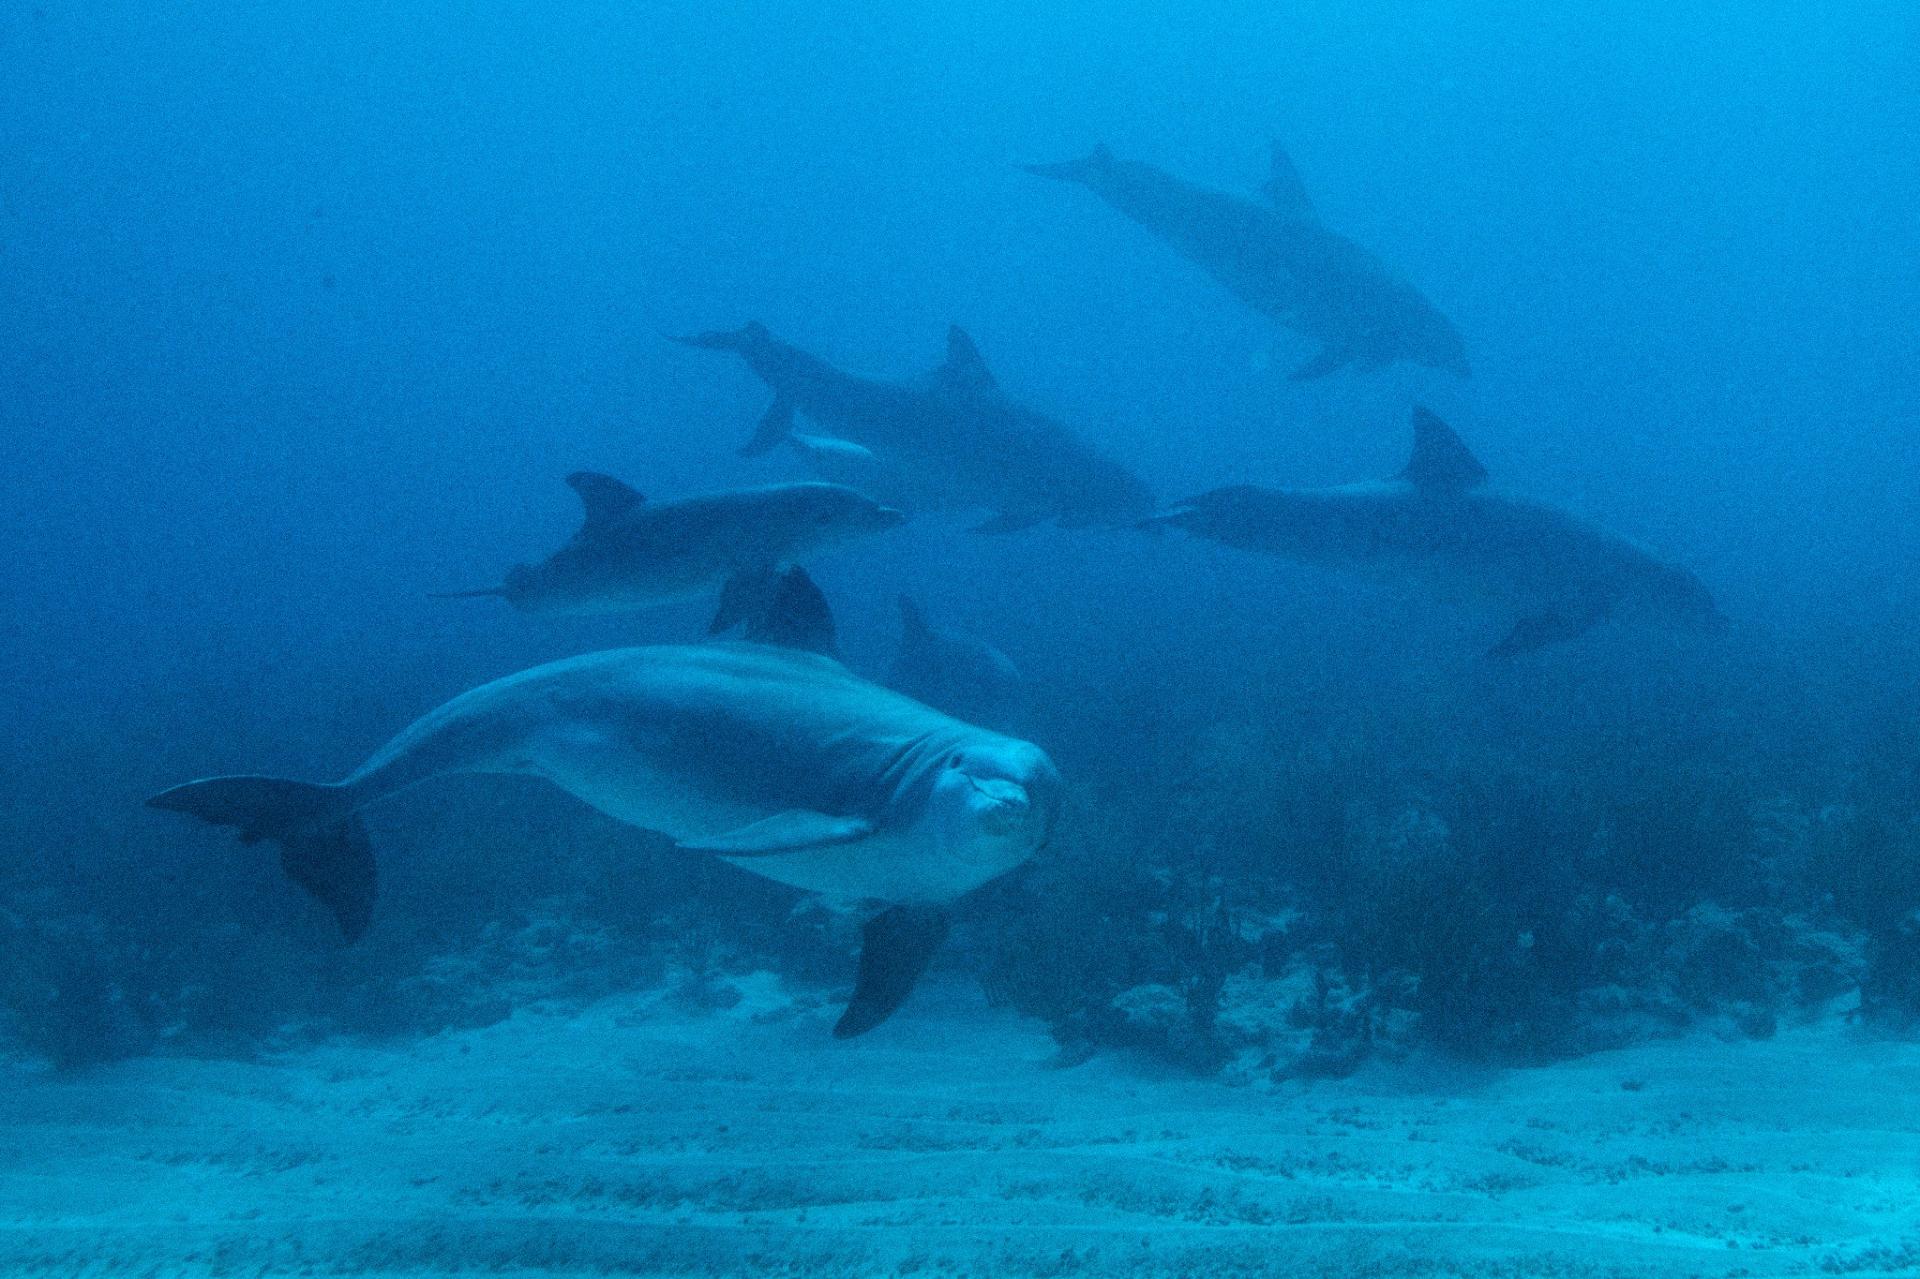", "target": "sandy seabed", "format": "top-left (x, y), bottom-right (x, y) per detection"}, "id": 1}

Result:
top-left (1, 976), bottom-right (1914, 1278)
